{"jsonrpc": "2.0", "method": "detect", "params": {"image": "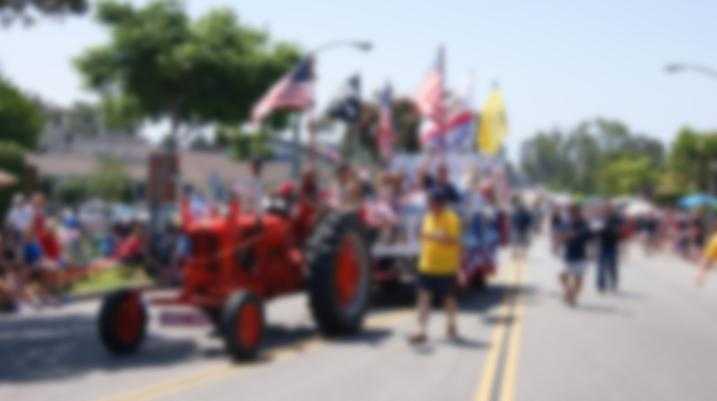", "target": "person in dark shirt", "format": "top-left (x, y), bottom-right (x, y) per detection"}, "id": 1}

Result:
top-left (560, 203), bottom-right (591, 306)
top-left (510, 197), bottom-right (533, 260)
top-left (597, 202), bottom-right (623, 293)
top-left (434, 163), bottom-right (461, 204)
top-left (550, 207), bottom-right (564, 254)
top-left (691, 214), bottom-right (706, 260)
